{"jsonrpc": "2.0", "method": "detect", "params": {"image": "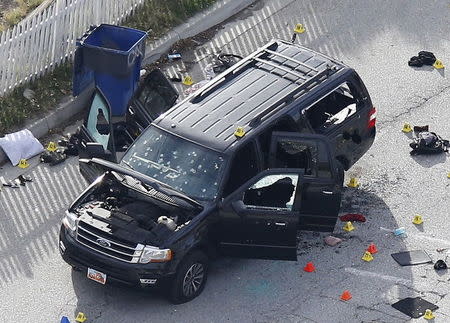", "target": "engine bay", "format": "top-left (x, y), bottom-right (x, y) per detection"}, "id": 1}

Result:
top-left (72, 172), bottom-right (201, 245)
